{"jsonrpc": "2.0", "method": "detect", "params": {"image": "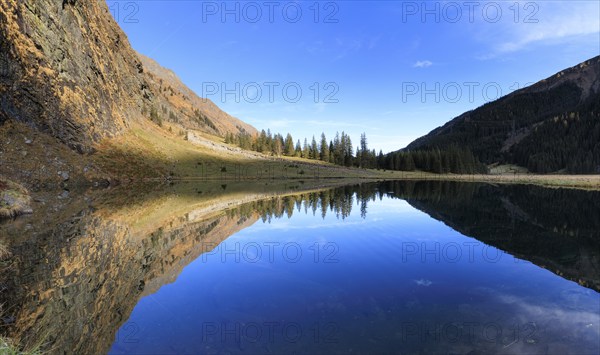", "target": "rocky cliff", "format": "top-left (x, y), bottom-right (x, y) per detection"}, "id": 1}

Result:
top-left (0, 0), bottom-right (256, 157)
top-left (0, 0), bottom-right (151, 153)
